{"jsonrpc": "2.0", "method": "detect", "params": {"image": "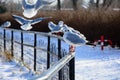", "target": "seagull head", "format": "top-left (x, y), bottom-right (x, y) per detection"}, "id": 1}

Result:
top-left (62, 24), bottom-right (72, 33)
top-left (4, 21), bottom-right (11, 27)
top-left (58, 21), bottom-right (64, 27)
top-left (0, 21), bottom-right (11, 28)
